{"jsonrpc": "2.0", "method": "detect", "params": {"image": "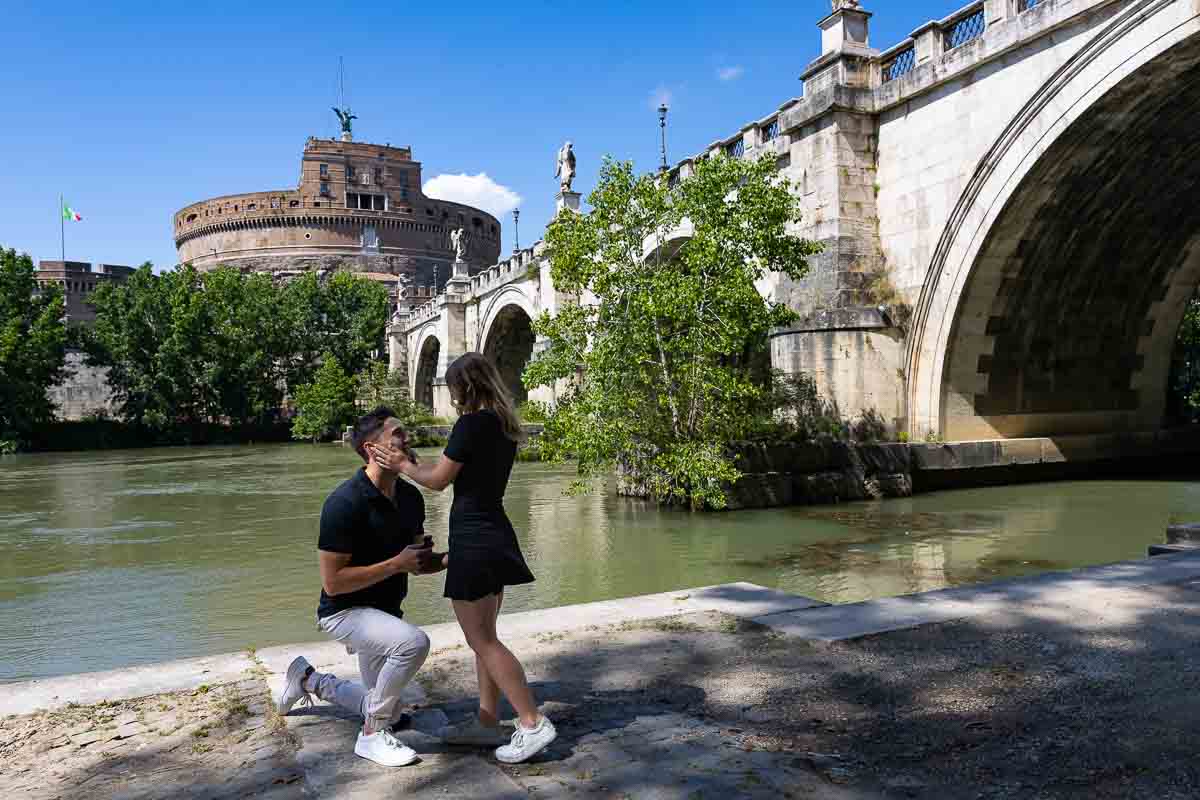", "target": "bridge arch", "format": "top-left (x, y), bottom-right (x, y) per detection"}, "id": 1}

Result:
top-left (908, 0), bottom-right (1200, 440)
top-left (412, 328), bottom-right (441, 411)
top-left (478, 288), bottom-right (538, 404)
